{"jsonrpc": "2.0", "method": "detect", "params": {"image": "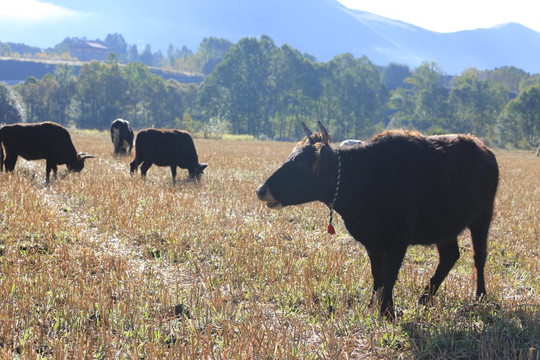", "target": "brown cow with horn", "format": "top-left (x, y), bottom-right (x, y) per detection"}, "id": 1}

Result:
top-left (257, 121), bottom-right (499, 320)
top-left (0, 122), bottom-right (95, 183)
top-left (130, 128), bottom-right (207, 185)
